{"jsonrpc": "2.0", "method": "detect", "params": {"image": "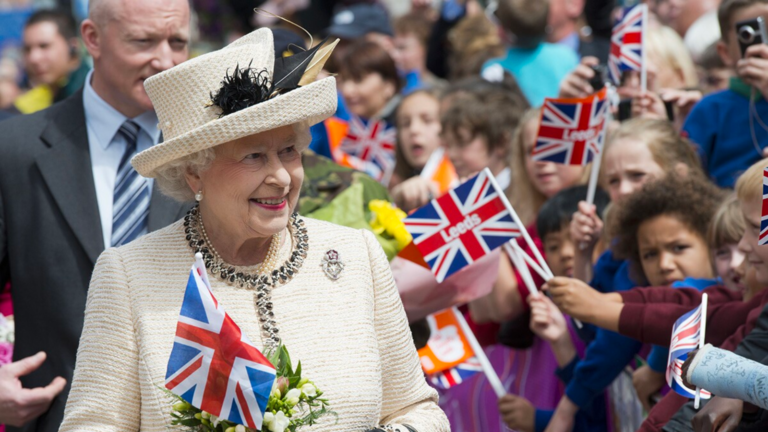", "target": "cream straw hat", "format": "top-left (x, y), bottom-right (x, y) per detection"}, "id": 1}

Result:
top-left (131, 28), bottom-right (337, 178)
